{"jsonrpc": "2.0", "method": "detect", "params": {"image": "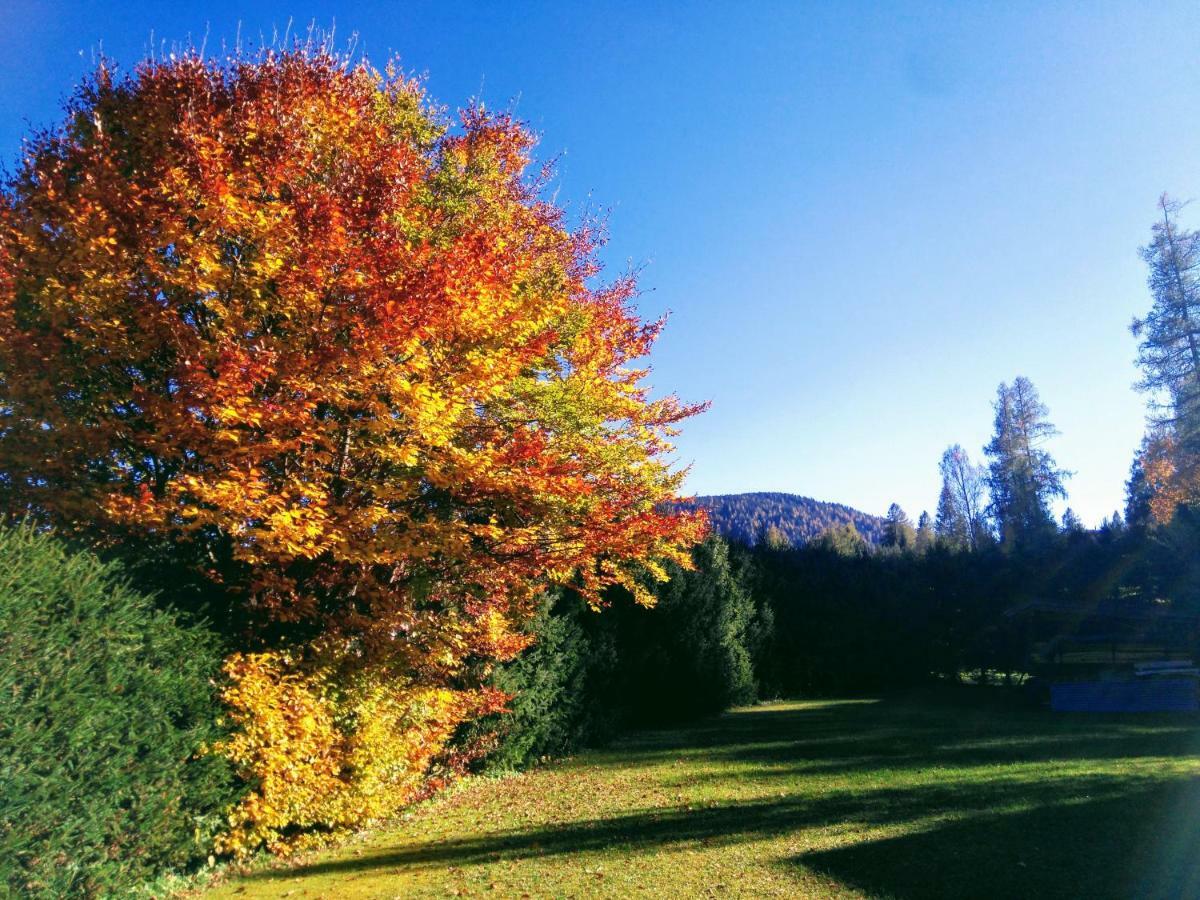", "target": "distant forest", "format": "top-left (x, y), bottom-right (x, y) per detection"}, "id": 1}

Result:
top-left (682, 492), bottom-right (886, 546)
